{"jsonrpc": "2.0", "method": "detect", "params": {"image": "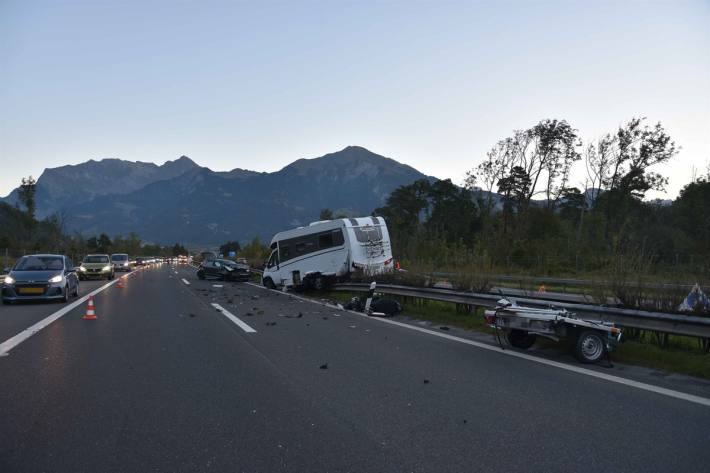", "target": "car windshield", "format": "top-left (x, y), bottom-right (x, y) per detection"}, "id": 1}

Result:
top-left (111, 255), bottom-right (128, 261)
top-left (14, 256), bottom-right (64, 271)
top-left (84, 255), bottom-right (109, 264)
